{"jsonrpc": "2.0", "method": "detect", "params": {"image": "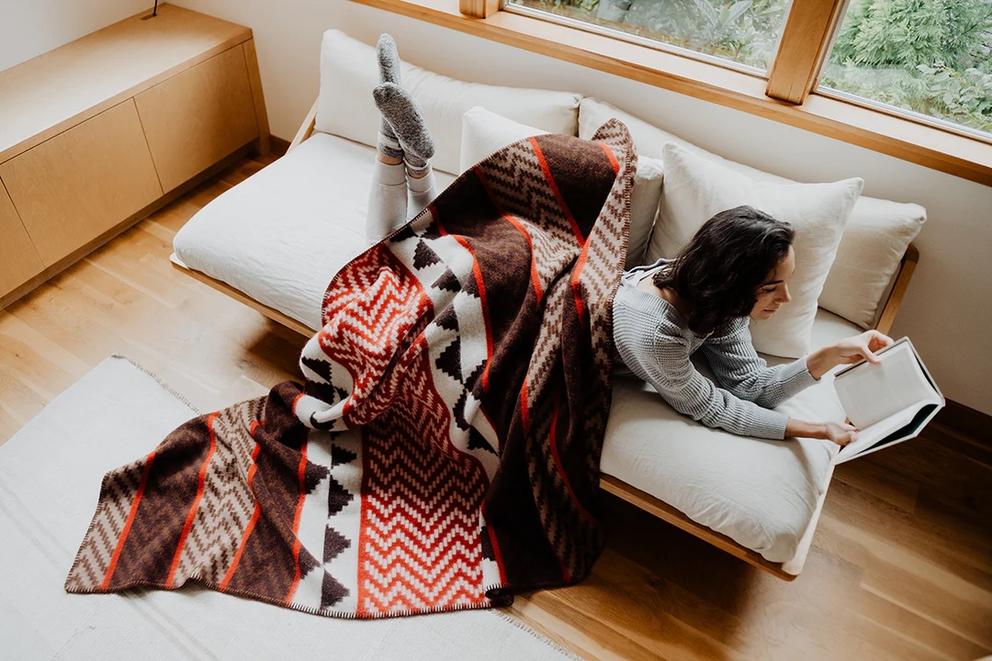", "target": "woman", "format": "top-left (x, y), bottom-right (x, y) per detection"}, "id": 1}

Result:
top-left (613, 206), bottom-right (893, 446)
